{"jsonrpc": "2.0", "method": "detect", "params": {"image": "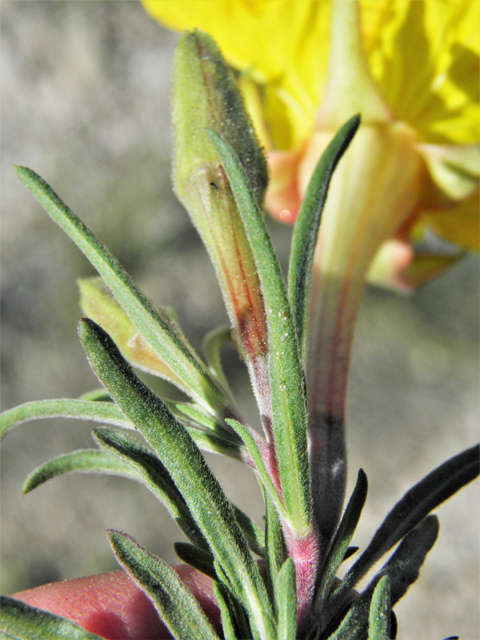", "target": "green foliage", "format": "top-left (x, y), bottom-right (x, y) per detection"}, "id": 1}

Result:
top-left (1, 28), bottom-right (478, 640)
